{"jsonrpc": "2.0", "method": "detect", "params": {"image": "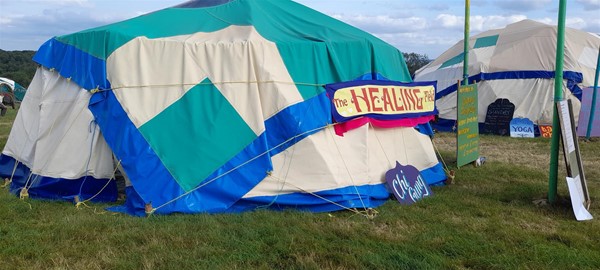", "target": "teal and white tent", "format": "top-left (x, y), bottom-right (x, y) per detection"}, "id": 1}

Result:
top-left (414, 20), bottom-right (600, 131)
top-left (1, 0), bottom-right (445, 215)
